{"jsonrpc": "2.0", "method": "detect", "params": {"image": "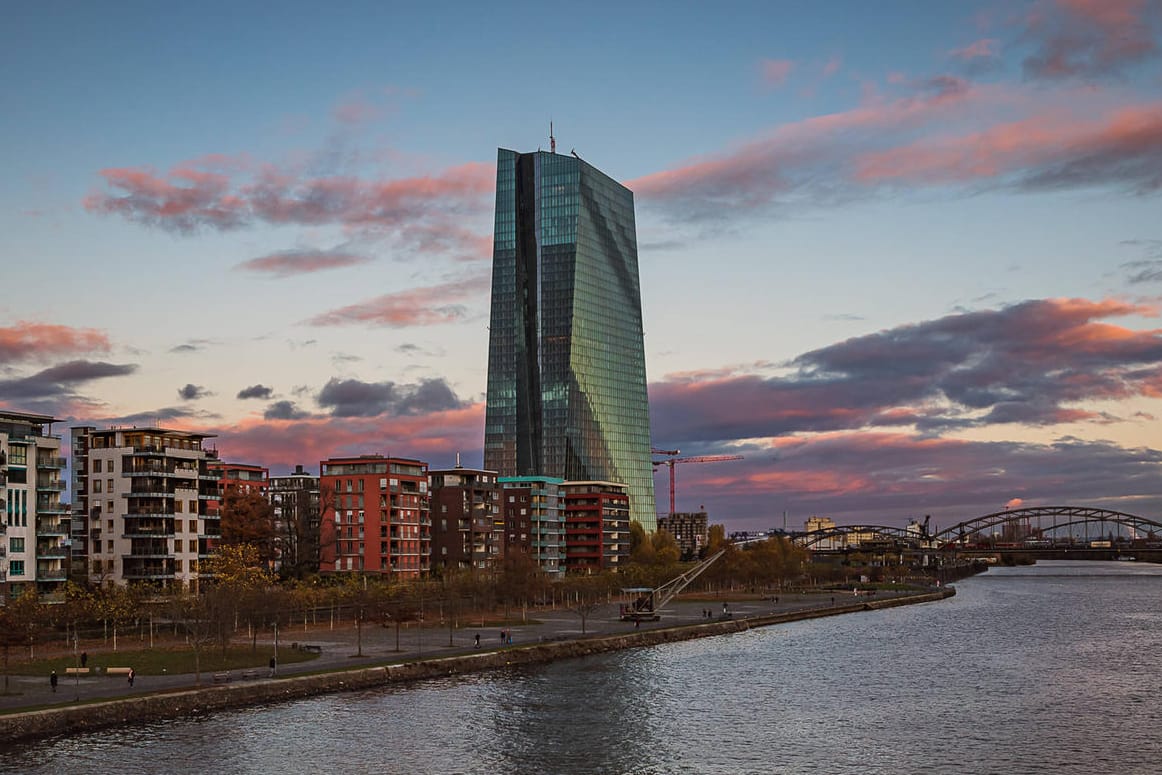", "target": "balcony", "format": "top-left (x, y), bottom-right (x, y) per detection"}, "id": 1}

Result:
top-left (36, 569), bottom-right (69, 581)
top-left (37, 546), bottom-right (69, 559)
top-left (36, 520), bottom-right (69, 537)
top-left (37, 456), bottom-right (67, 470)
top-left (36, 504), bottom-right (69, 515)
top-left (37, 479), bottom-right (66, 491)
